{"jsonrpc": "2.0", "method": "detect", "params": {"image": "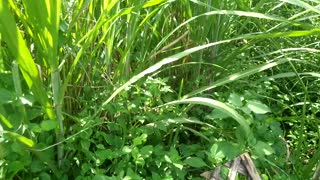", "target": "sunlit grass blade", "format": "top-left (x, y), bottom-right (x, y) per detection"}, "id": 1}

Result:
top-left (99, 39), bottom-right (232, 109)
top-left (143, 0), bottom-right (167, 8)
top-left (0, 1), bottom-right (54, 119)
top-left (19, 0), bottom-right (64, 166)
top-left (98, 26), bottom-right (319, 113)
top-left (281, 0), bottom-right (320, 14)
top-left (162, 97), bottom-right (251, 138)
top-left (3, 131), bottom-right (34, 147)
top-left (256, 72), bottom-right (320, 82)
top-left (0, 106), bottom-right (13, 129)
top-left (147, 117), bottom-right (216, 129)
